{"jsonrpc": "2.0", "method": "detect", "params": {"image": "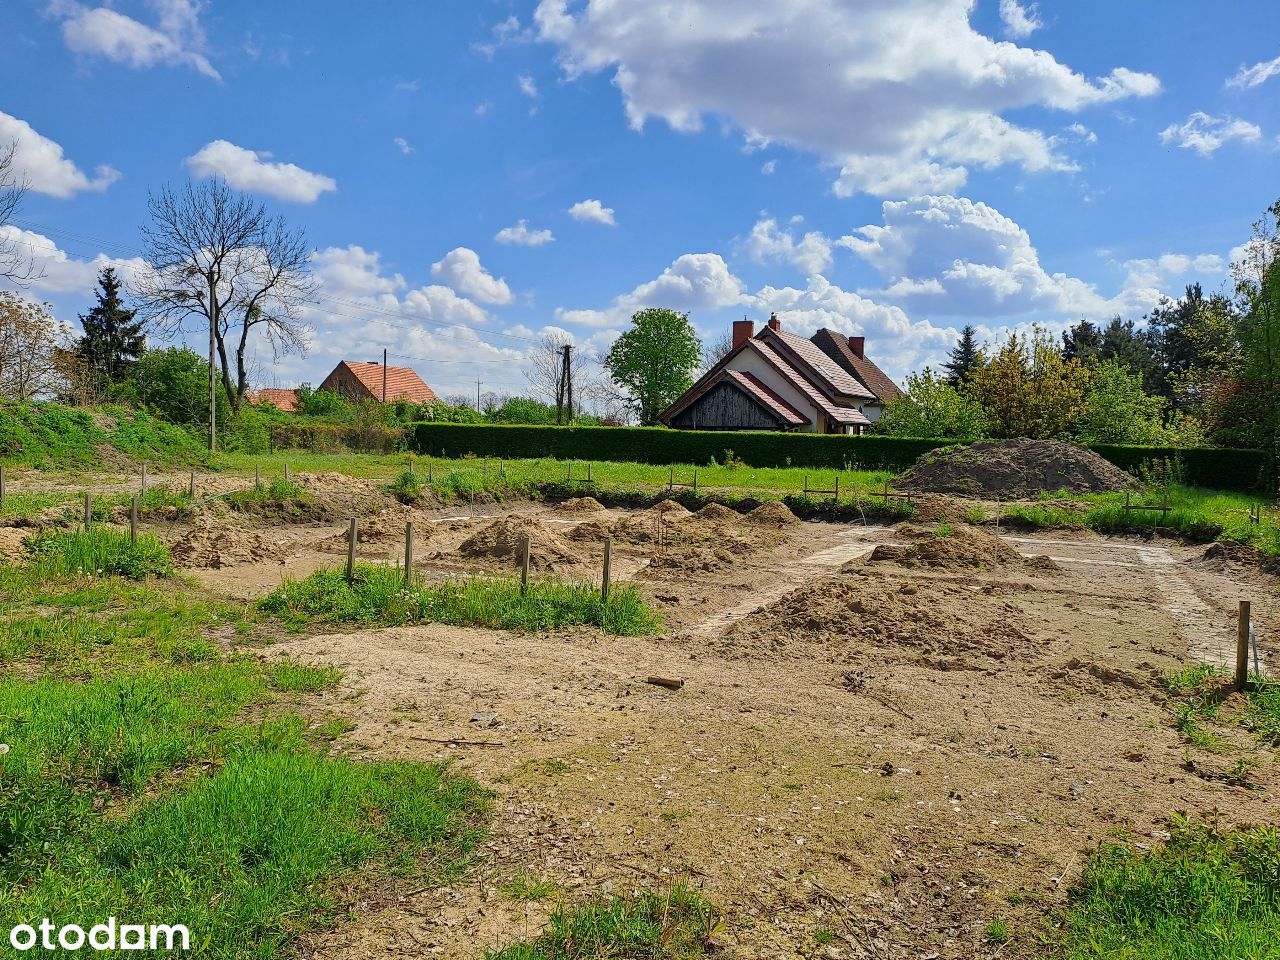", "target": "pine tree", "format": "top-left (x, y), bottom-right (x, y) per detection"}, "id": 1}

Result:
top-left (77, 267), bottom-right (145, 386)
top-left (942, 324), bottom-right (981, 385)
